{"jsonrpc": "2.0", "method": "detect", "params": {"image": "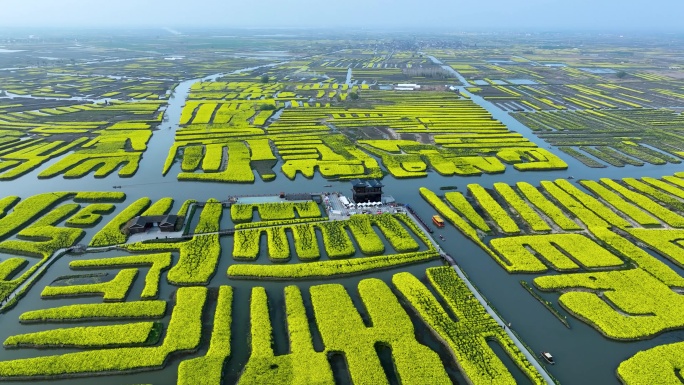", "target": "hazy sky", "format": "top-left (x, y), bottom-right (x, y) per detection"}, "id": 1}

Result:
top-left (1, 0), bottom-right (683, 31)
